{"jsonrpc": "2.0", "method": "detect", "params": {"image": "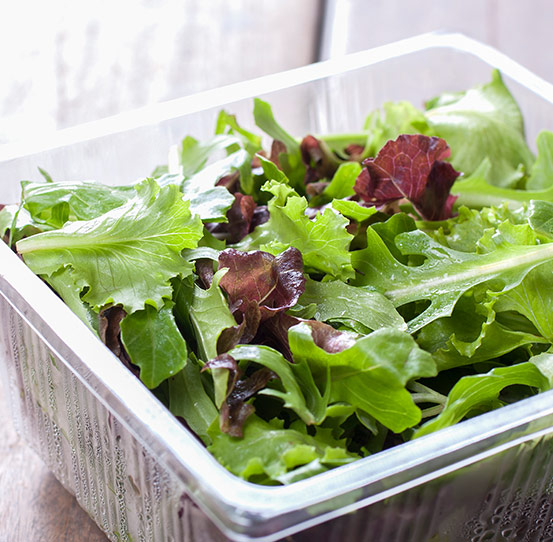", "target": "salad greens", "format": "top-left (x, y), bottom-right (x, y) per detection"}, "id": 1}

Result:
top-left (5, 70), bottom-right (553, 485)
